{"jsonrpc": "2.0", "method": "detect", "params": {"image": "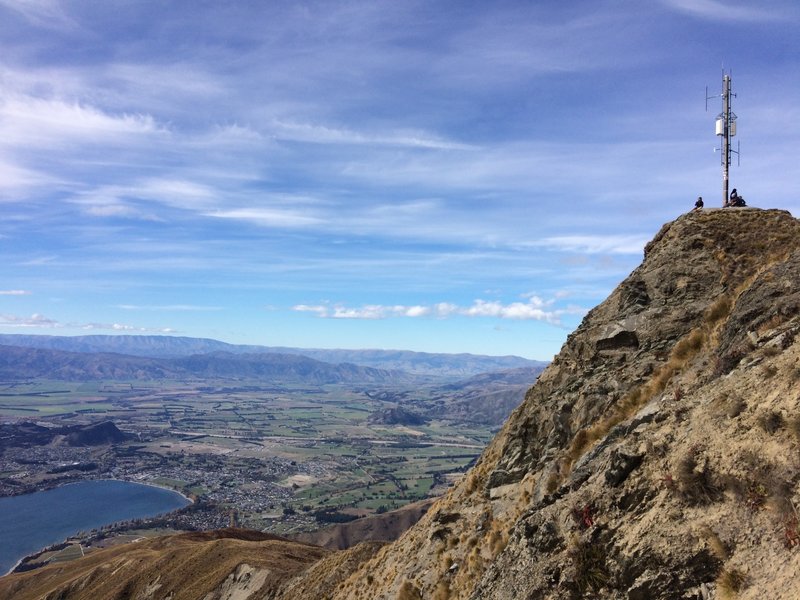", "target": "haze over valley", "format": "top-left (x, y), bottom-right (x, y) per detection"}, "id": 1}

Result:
top-left (0, 334), bottom-right (544, 572)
